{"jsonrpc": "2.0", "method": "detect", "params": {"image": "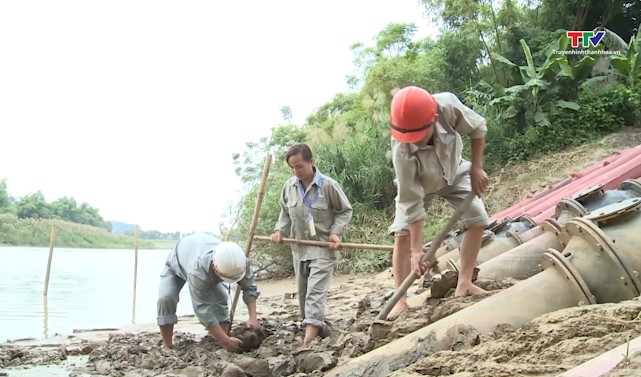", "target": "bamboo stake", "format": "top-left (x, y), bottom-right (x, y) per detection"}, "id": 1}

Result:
top-left (43, 226), bottom-right (57, 296)
top-left (253, 235), bottom-right (394, 251)
top-left (43, 295), bottom-right (49, 338)
top-left (228, 153), bottom-right (273, 331)
top-left (132, 225), bottom-right (139, 324)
